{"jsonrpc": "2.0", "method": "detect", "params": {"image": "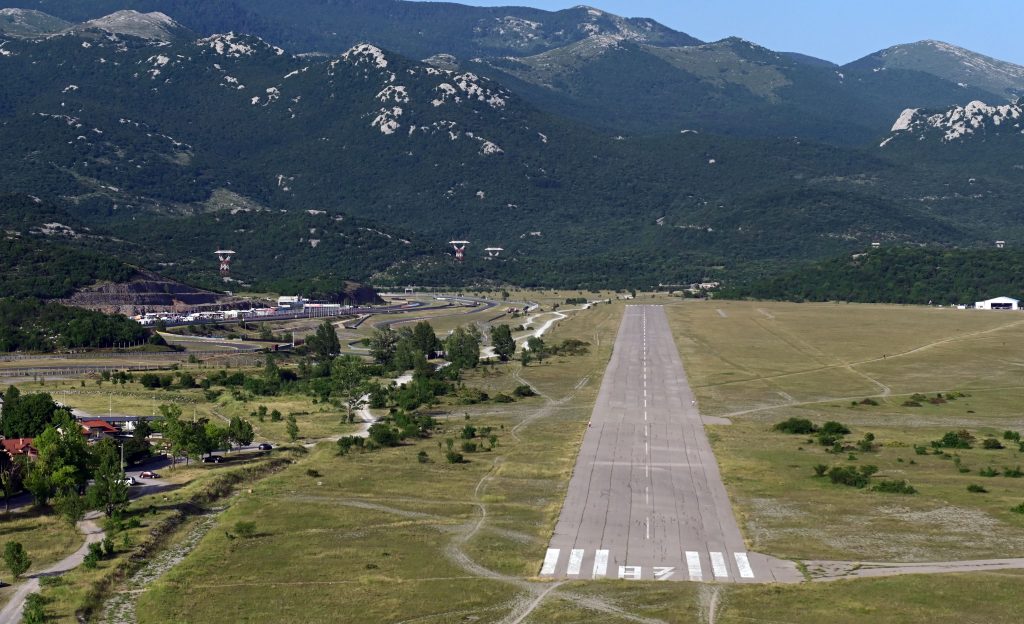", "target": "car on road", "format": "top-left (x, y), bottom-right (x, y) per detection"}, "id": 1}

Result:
top-left (258, 443), bottom-right (273, 450)
top-left (121, 476), bottom-right (138, 486)
top-left (139, 471), bottom-right (160, 479)
top-left (202, 455), bottom-right (225, 464)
